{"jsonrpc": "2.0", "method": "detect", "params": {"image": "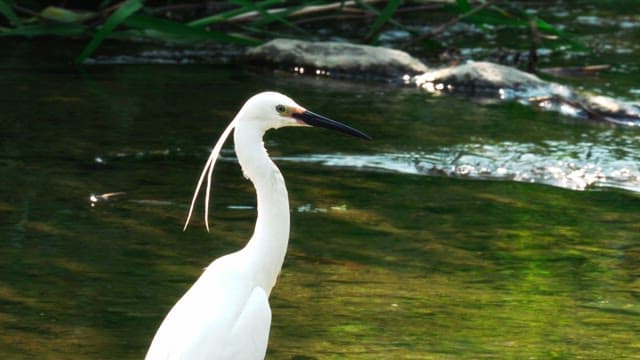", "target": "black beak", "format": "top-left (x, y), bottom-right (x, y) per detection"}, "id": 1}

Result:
top-left (292, 110), bottom-right (372, 140)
